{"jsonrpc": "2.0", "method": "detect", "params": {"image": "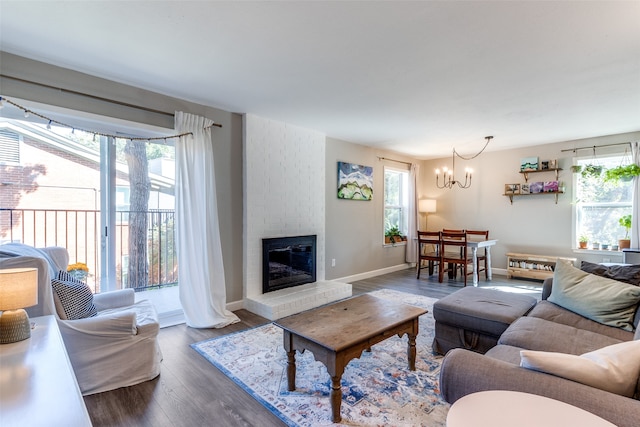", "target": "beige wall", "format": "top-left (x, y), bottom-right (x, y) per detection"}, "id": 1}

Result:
top-left (421, 132), bottom-right (640, 270)
top-left (325, 137), bottom-right (416, 280)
